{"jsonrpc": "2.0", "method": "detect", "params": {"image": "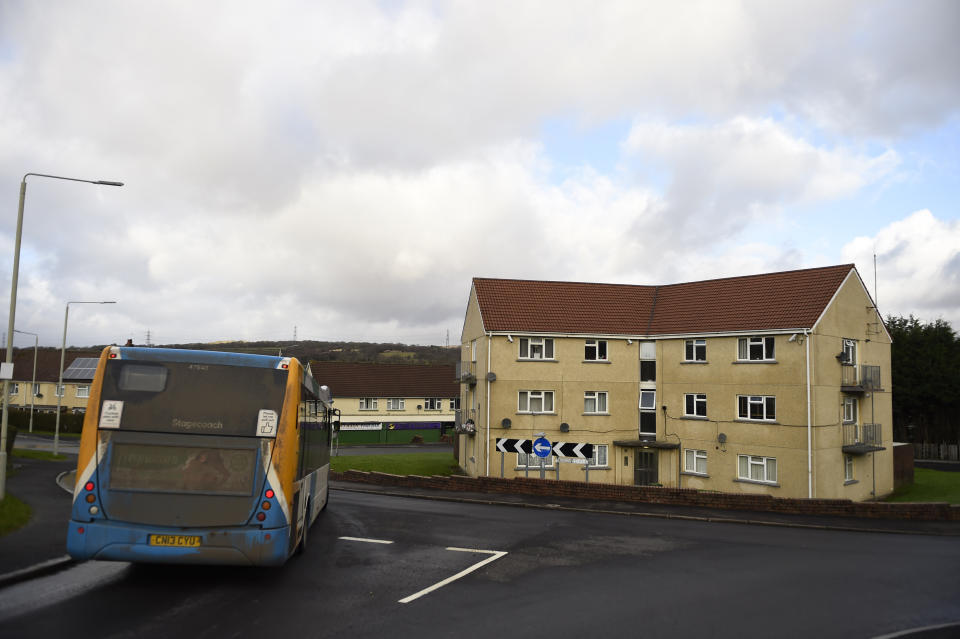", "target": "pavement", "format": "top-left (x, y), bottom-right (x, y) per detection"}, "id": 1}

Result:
top-left (2, 449), bottom-right (958, 589)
